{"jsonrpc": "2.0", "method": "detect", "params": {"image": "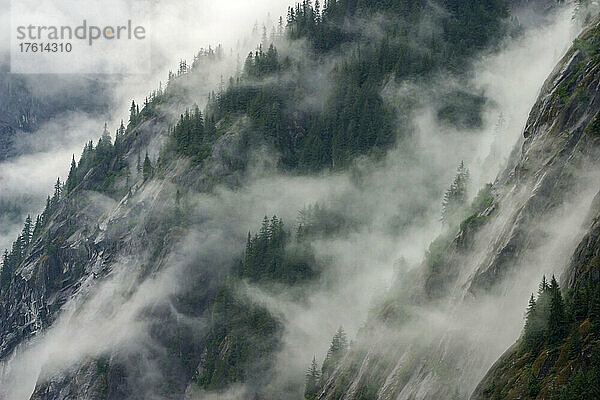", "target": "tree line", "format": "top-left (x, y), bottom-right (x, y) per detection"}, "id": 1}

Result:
top-left (305, 327), bottom-right (349, 399)
top-left (520, 274), bottom-right (600, 398)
